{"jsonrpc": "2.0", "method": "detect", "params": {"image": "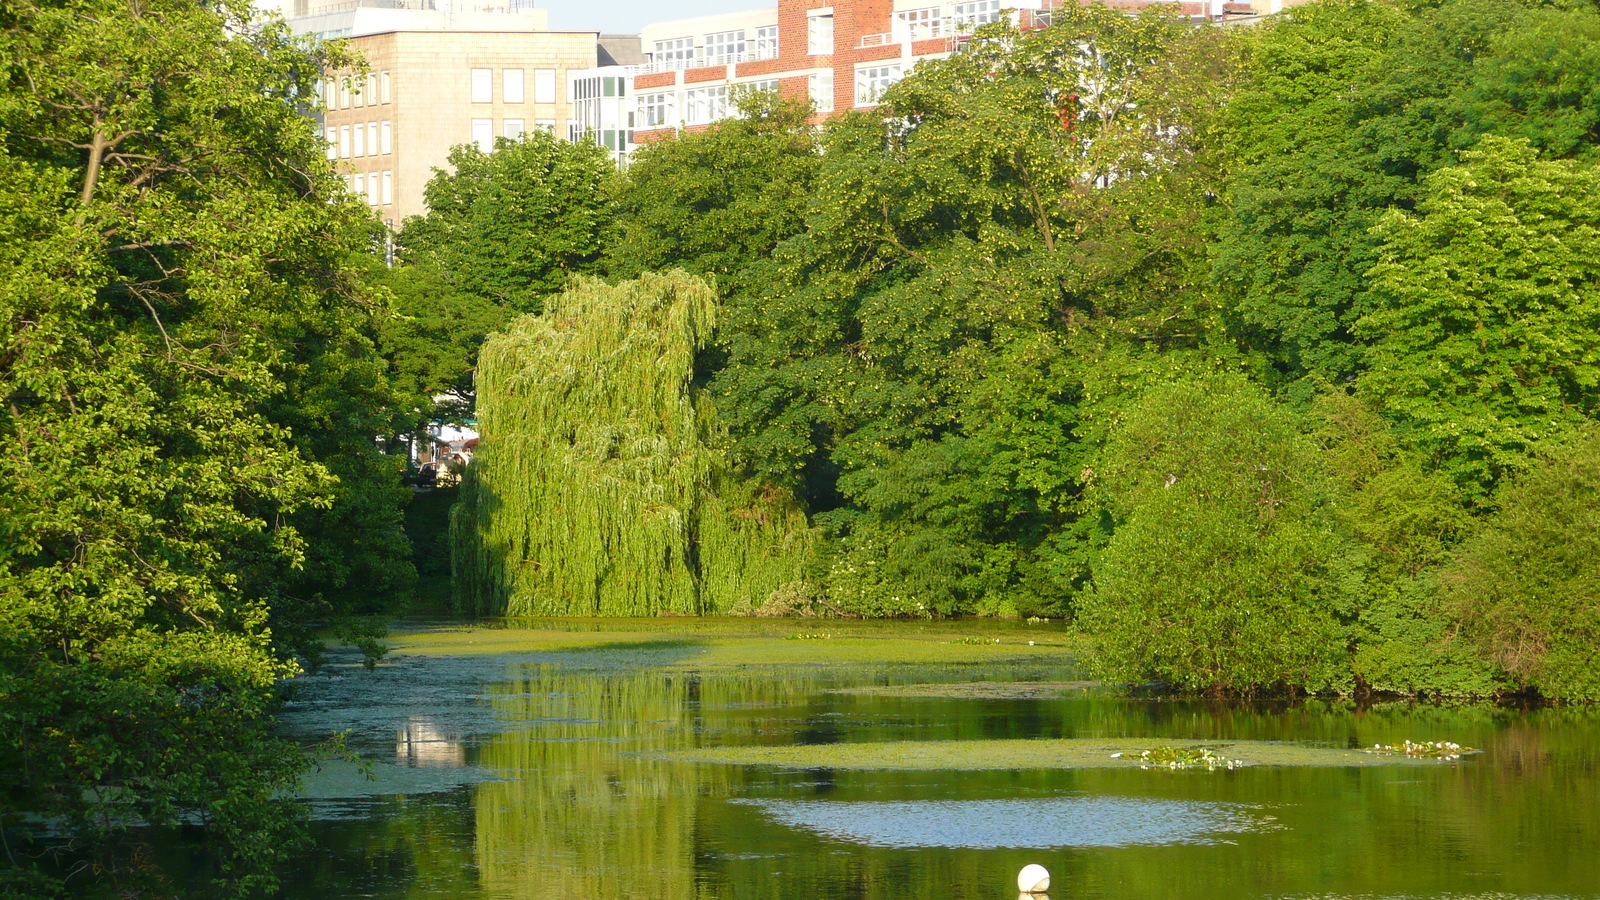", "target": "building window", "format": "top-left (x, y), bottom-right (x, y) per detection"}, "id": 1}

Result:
top-left (807, 13), bottom-right (833, 55)
top-left (504, 119), bottom-right (525, 140)
top-left (703, 29), bottom-right (746, 66)
top-left (366, 73), bottom-right (378, 102)
top-left (809, 70), bottom-right (834, 113)
top-left (535, 118), bottom-right (556, 132)
top-left (504, 69), bottom-right (525, 103)
top-left (366, 122), bottom-right (378, 156)
top-left (380, 120), bottom-right (393, 155)
top-left (380, 71), bottom-right (391, 103)
top-left (855, 63), bottom-right (903, 107)
top-left (652, 36), bottom-right (694, 70)
top-left (534, 69), bottom-right (557, 104)
top-left (895, 7), bottom-right (943, 41)
top-left (366, 172), bottom-right (379, 206)
top-left (684, 85), bottom-right (727, 125)
top-left (754, 25), bottom-right (779, 59)
top-left (325, 126), bottom-right (338, 160)
top-left (352, 122), bottom-right (364, 157)
top-left (637, 91), bottom-right (675, 128)
top-left (471, 118), bottom-right (494, 153)
top-left (381, 170), bottom-right (393, 206)
top-left (953, 0), bottom-right (1001, 29)
top-left (339, 76), bottom-right (351, 109)
top-left (339, 124), bottom-right (351, 158)
top-left (471, 68), bottom-right (493, 103)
